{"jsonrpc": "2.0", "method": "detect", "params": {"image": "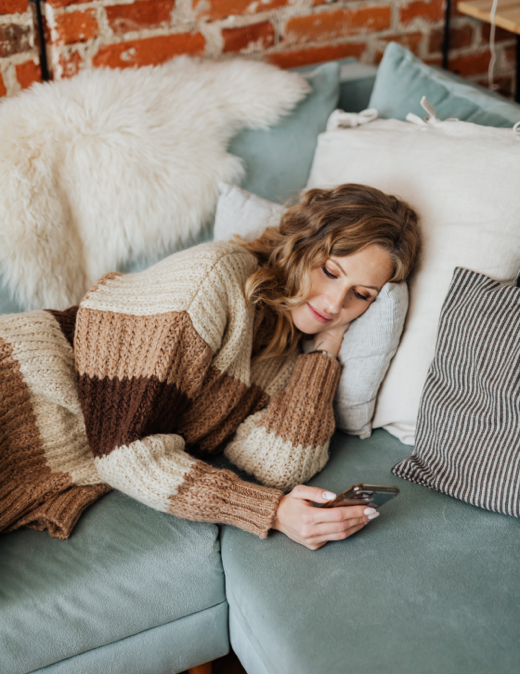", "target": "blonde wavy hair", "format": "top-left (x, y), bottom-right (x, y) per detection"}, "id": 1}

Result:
top-left (237, 183), bottom-right (421, 361)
